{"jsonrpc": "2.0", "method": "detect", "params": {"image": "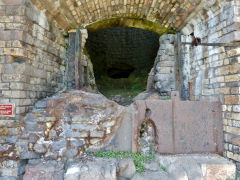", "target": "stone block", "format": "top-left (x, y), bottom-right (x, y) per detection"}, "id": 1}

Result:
top-left (232, 113), bottom-right (240, 120)
top-left (23, 159), bottom-right (64, 180)
top-left (0, 127), bottom-right (21, 136)
top-left (101, 120), bottom-right (115, 128)
top-left (2, 74), bottom-right (27, 82)
top-left (0, 16), bottom-right (14, 23)
top-left (225, 74), bottom-right (240, 82)
top-left (2, 90), bottom-right (27, 98)
top-left (0, 30), bottom-right (23, 41)
top-left (34, 100), bottom-right (47, 109)
top-left (225, 126), bottom-right (240, 136)
top-left (6, 5), bottom-right (25, 16)
top-left (71, 124), bottom-right (98, 131)
top-left (0, 168), bottom-right (18, 177)
top-left (3, 63), bottom-right (28, 74)
top-left (233, 105), bottom-right (240, 112)
top-left (201, 164), bottom-right (236, 180)
top-left (90, 138), bottom-right (102, 145)
top-left (0, 6), bottom-right (5, 16)
top-left (64, 158), bottom-right (117, 180)
top-left (90, 130), bottom-right (104, 138)
top-left (0, 160), bottom-right (26, 178)
top-left (0, 120), bottom-right (18, 128)
top-left (0, 83), bottom-right (9, 90)
top-left (214, 88), bottom-right (230, 94)
top-left (225, 95), bottom-right (240, 104)
top-left (0, 0), bottom-right (25, 5)
top-left (118, 158), bottom-right (136, 178)
top-left (66, 130), bottom-right (89, 138)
